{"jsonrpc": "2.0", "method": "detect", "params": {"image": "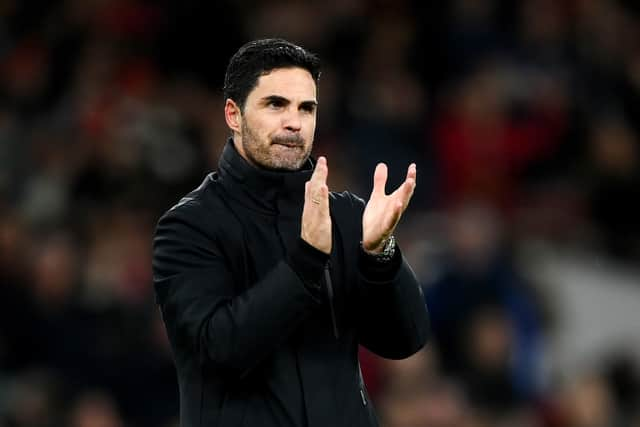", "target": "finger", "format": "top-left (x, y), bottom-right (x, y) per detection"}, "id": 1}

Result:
top-left (306, 157), bottom-right (324, 204)
top-left (390, 164), bottom-right (417, 207)
top-left (320, 184), bottom-right (330, 210)
top-left (399, 180), bottom-right (416, 208)
top-left (371, 163), bottom-right (388, 197)
top-left (406, 163), bottom-right (417, 183)
top-left (304, 181), bottom-right (311, 203)
top-left (404, 163), bottom-right (417, 199)
top-left (310, 156), bottom-right (328, 187)
top-left (305, 177), bottom-right (329, 212)
top-left (304, 181), bottom-right (316, 213)
top-left (391, 163), bottom-right (416, 194)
